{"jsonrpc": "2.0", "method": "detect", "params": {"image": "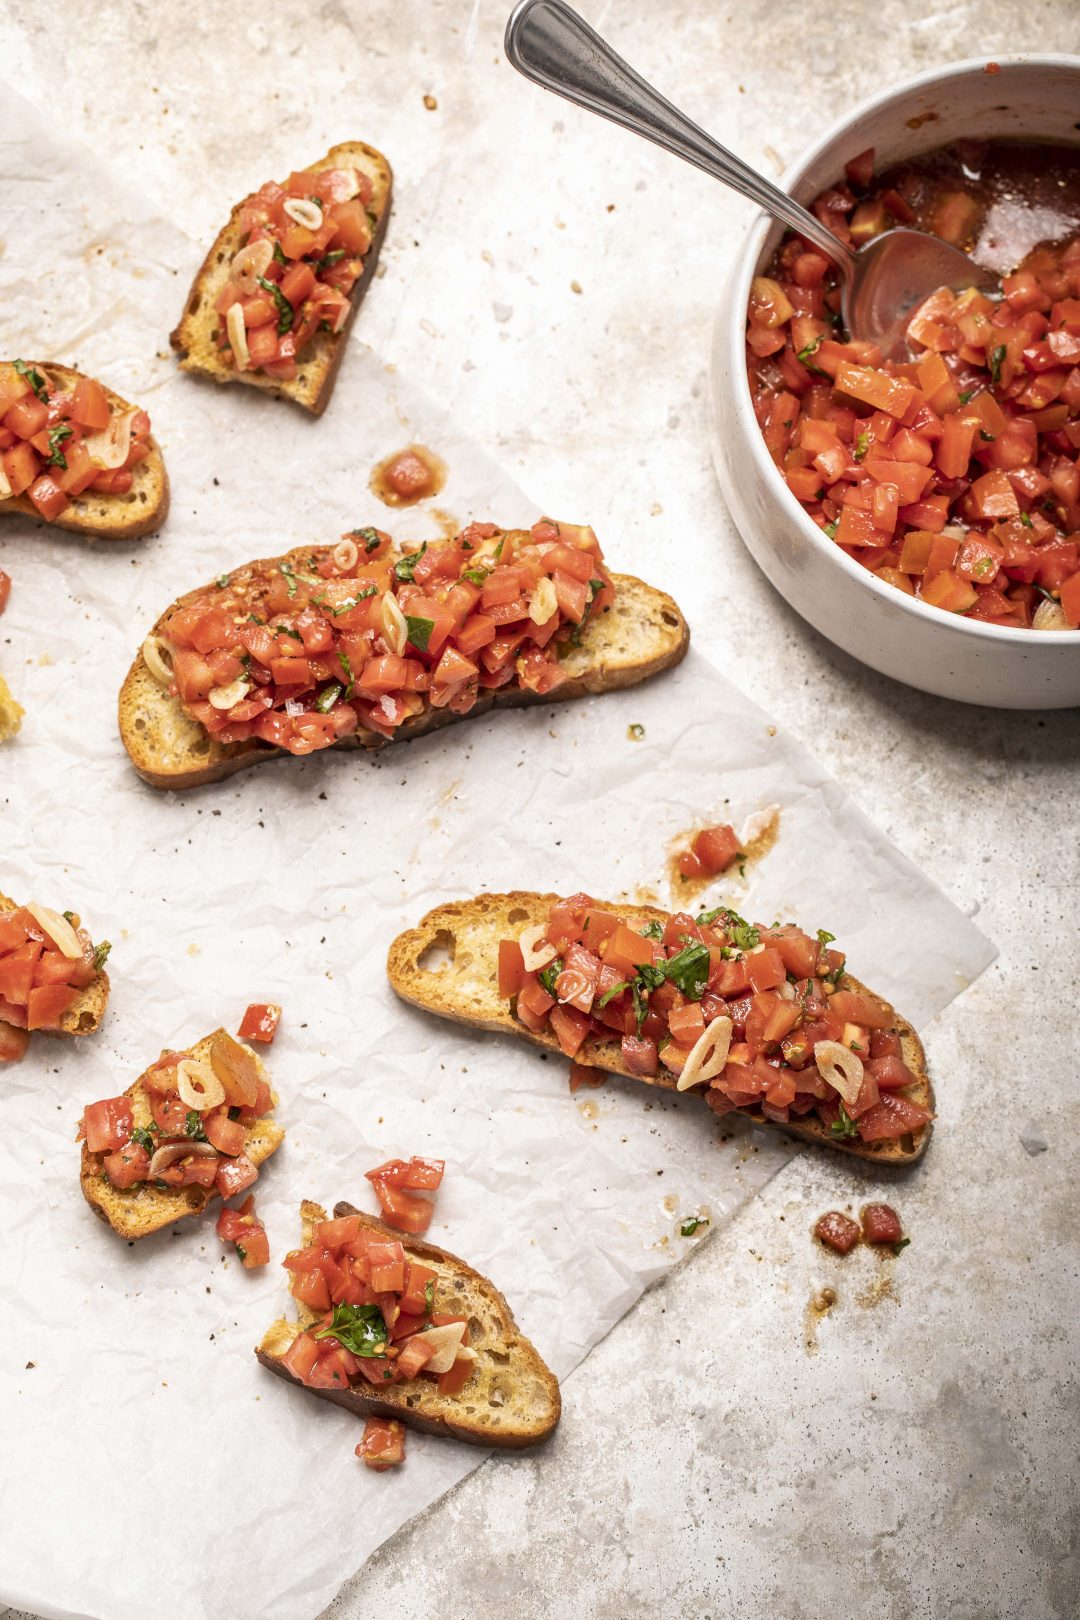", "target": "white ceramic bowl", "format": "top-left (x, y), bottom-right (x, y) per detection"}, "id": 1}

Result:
top-left (712, 54), bottom-right (1080, 709)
